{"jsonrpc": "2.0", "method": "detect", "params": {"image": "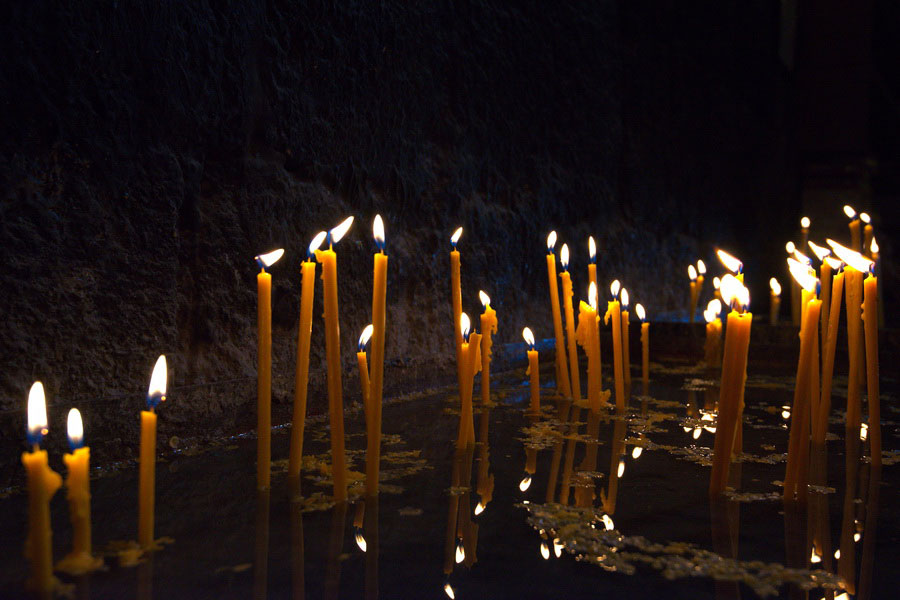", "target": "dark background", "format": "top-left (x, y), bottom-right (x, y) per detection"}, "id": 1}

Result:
top-left (0, 0), bottom-right (896, 479)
